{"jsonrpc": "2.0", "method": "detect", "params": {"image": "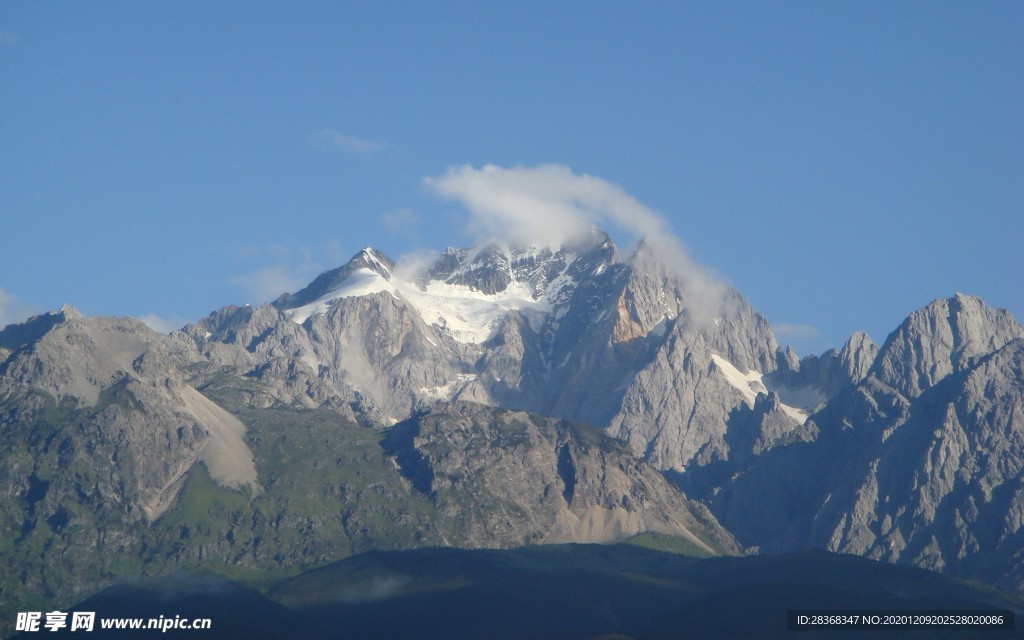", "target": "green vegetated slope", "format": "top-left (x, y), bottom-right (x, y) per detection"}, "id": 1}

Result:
top-left (0, 387), bottom-right (448, 621)
top-left (146, 402), bottom-right (451, 573)
top-left (0, 374), bottom-right (732, 625)
top-left (0, 389), bottom-right (152, 616)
